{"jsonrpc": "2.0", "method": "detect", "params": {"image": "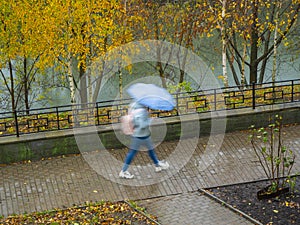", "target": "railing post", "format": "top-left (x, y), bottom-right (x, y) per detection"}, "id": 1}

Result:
top-left (252, 82), bottom-right (256, 109)
top-left (13, 110), bottom-right (20, 137)
top-left (291, 80), bottom-right (294, 102)
top-left (56, 107), bottom-right (60, 130)
top-left (214, 89), bottom-right (217, 111)
top-left (176, 93), bottom-right (179, 116)
top-left (96, 102), bottom-right (100, 125)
